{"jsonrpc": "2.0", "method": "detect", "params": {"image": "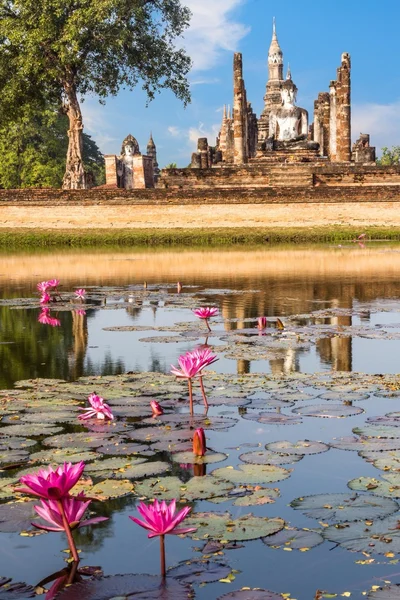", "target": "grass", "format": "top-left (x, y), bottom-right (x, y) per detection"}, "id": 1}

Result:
top-left (1, 227), bottom-right (400, 247)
